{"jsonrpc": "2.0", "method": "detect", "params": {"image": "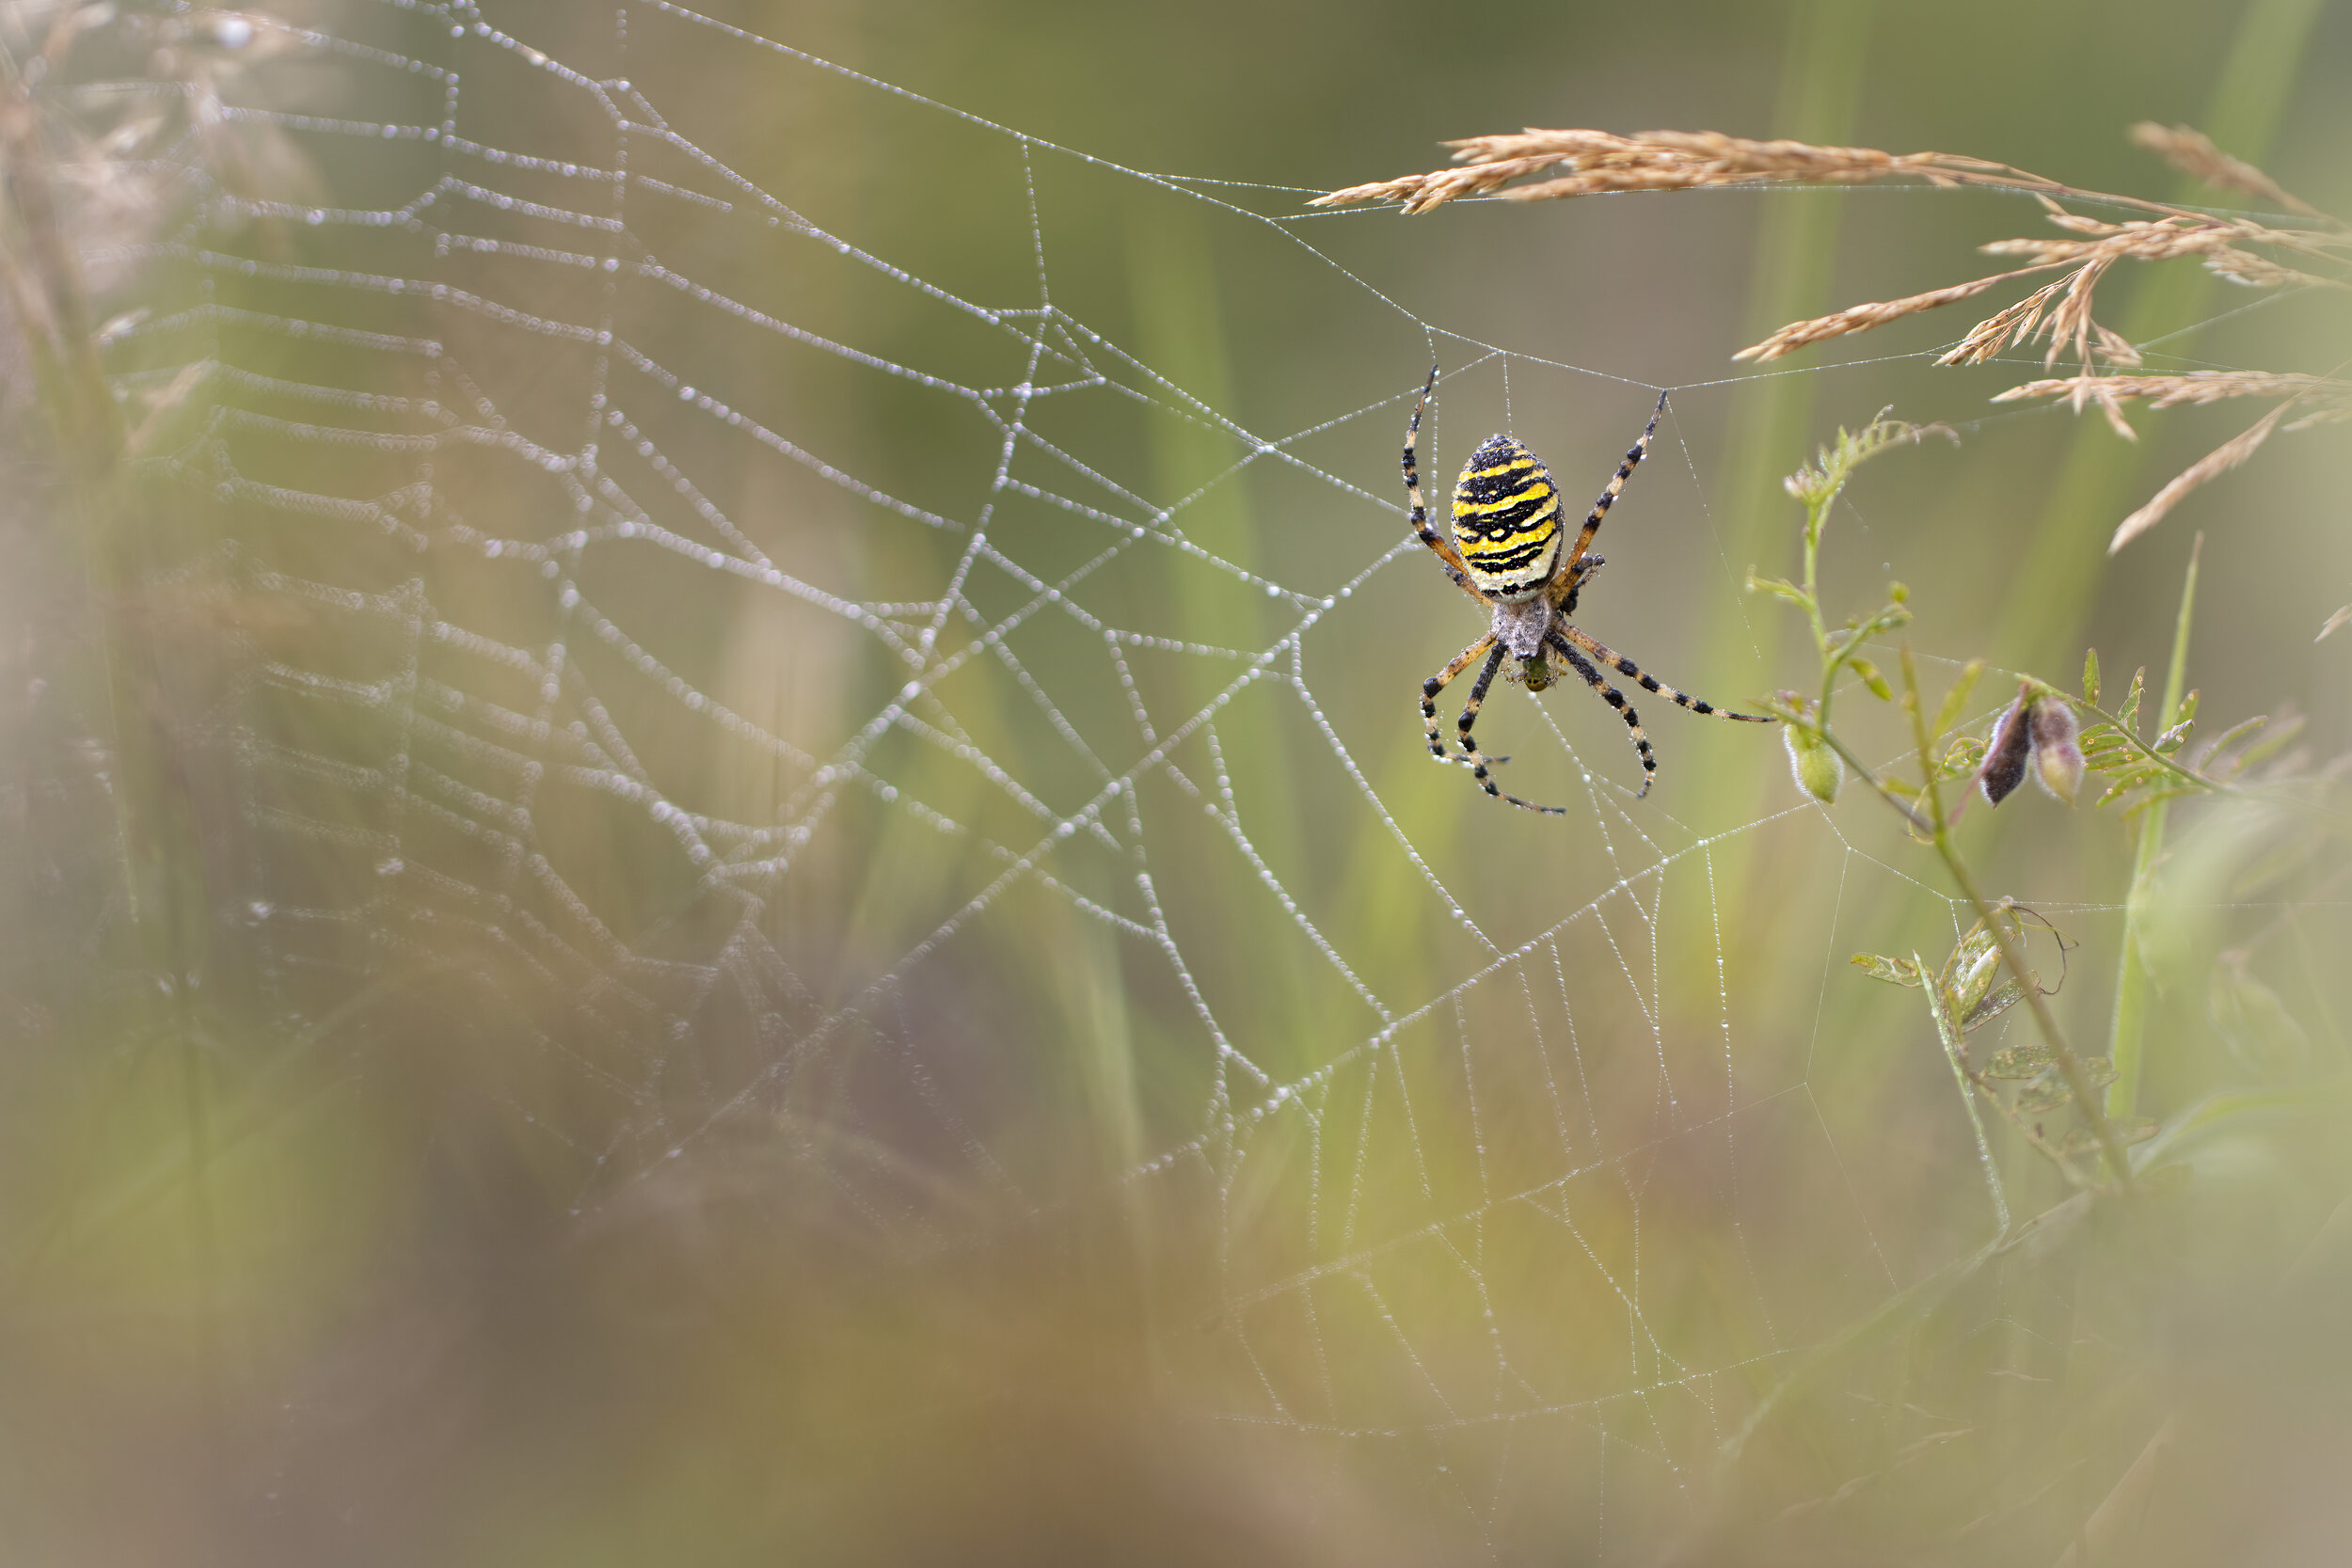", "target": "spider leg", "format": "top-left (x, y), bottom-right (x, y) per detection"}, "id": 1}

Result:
top-left (1549, 636), bottom-right (1661, 799)
top-left (1554, 626), bottom-right (1777, 723)
top-left (1560, 553), bottom-right (1603, 617)
top-left (1555, 390), bottom-right (1668, 589)
top-left (1422, 637), bottom-right (1568, 815)
top-left (1404, 365), bottom-right (1485, 603)
top-left (1423, 635), bottom-right (1495, 764)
